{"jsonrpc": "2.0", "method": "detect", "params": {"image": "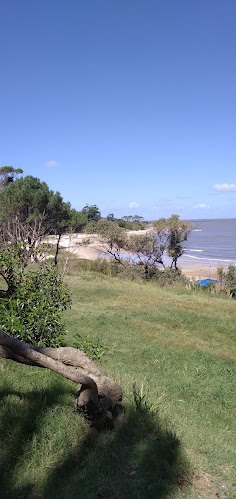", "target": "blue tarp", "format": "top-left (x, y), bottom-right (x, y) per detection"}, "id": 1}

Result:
top-left (195, 278), bottom-right (216, 287)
